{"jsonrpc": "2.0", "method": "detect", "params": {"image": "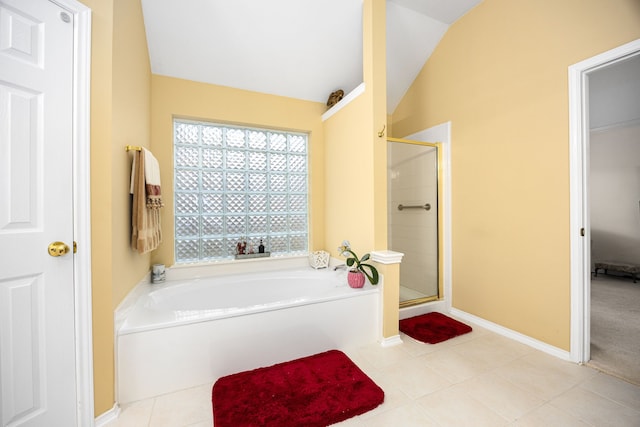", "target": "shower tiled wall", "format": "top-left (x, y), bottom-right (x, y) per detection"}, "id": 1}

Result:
top-left (388, 143), bottom-right (438, 299)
